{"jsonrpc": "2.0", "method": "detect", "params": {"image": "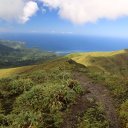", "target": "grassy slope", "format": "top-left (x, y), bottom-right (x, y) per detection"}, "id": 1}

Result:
top-left (0, 65), bottom-right (36, 78)
top-left (0, 58), bottom-right (70, 78)
top-left (0, 57), bottom-right (110, 128)
top-left (68, 49), bottom-right (128, 128)
top-left (68, 49), bottom-right (126, 66)
top-left (0, 58), bottom-right (86, 128)
top-left (68, 49), bottom-right (128, 75)
top-left (0, 50), bottom-right (128, 127)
